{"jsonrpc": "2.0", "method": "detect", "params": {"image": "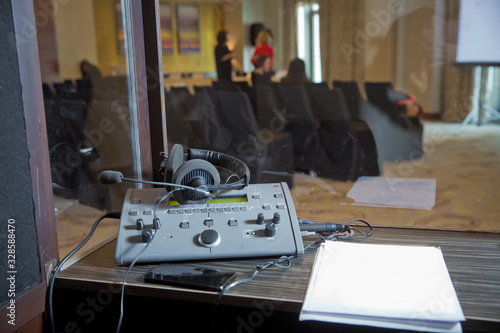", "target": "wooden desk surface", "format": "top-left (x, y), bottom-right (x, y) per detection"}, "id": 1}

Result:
top-left (56, 226), bottom-right (500, 325)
